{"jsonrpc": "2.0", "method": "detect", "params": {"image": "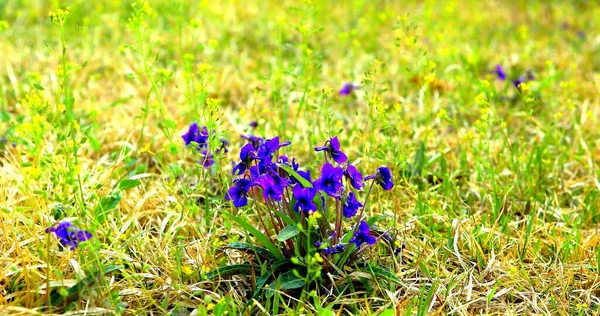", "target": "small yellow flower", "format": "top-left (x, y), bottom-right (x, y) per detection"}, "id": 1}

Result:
top-left (310, 211), bottom-right (322, 220)
top-left (181, 265), bottom-right (194, 275)
top-left (313, 252), bottom-right (323, 263)
top-left (474, 92), bottom-right (489, 106)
